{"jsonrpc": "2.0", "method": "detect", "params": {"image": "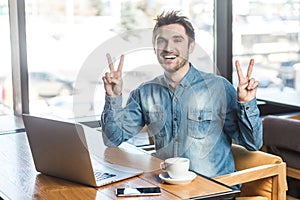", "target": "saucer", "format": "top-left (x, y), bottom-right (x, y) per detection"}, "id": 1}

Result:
top-left (159, 171), bottom-right (197, 185)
